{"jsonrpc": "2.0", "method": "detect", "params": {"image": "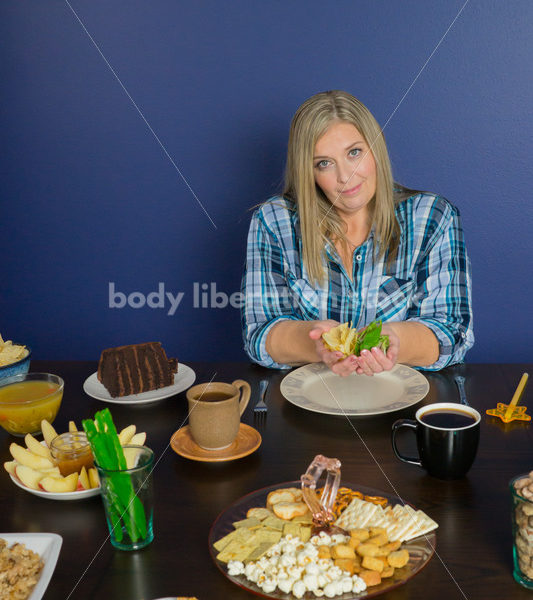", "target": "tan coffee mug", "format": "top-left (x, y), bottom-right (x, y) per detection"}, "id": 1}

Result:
top-left (186, 380), bottom-right (251, 450)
